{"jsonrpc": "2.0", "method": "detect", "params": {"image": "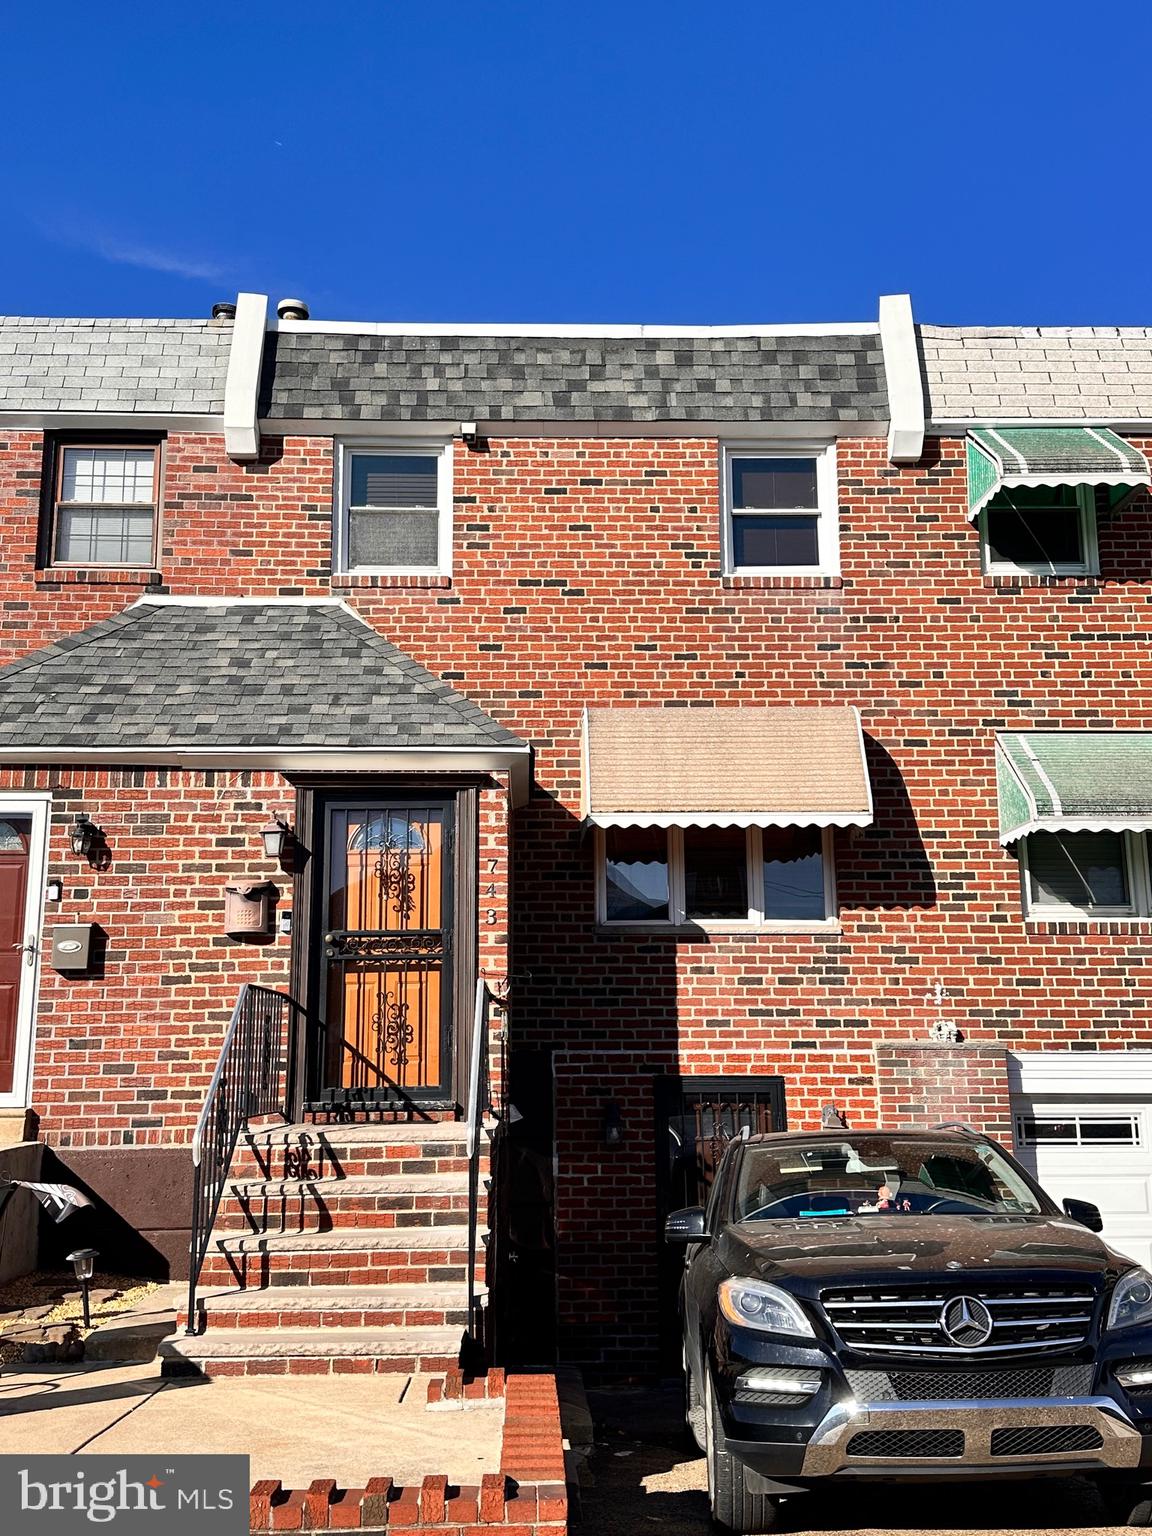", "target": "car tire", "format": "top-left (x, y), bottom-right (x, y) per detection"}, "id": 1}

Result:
top-left (685, 1349), bottom-right (707, 1452)
top-left (704, 1370), bottom-right (780, 1533)
top-left (1099, 1481), bottom-right (1152, 1528)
